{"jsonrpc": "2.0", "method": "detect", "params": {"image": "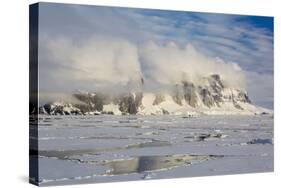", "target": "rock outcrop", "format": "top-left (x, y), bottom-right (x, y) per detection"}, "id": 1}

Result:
top-left (36, 74), bottom-right (270, 116)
